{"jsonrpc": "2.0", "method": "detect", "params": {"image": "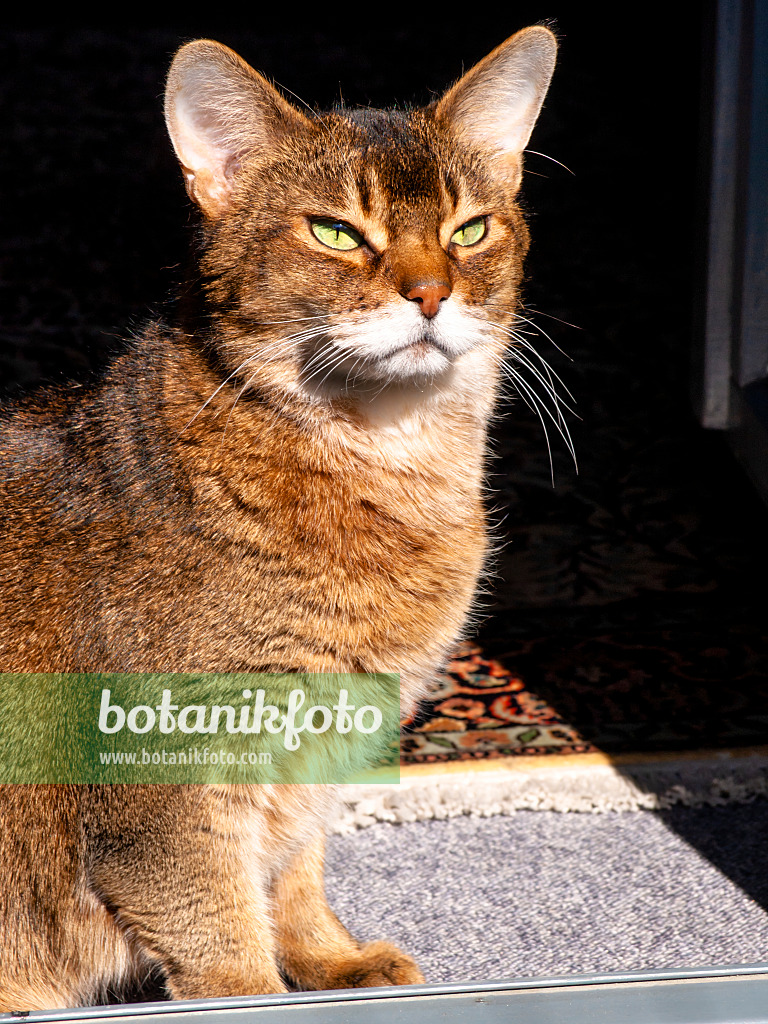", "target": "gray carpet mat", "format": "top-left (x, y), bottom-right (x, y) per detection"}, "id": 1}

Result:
top-left (325, 803), bottom-right (768, 980)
